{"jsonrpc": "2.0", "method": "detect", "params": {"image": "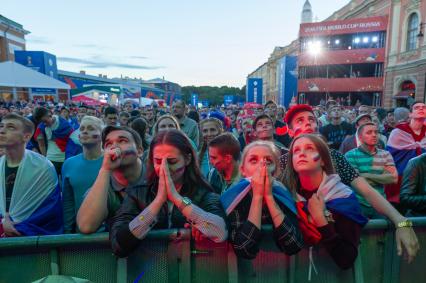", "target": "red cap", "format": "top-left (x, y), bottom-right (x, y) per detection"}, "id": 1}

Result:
top-left (284, 104), bottom-right (314, 124)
